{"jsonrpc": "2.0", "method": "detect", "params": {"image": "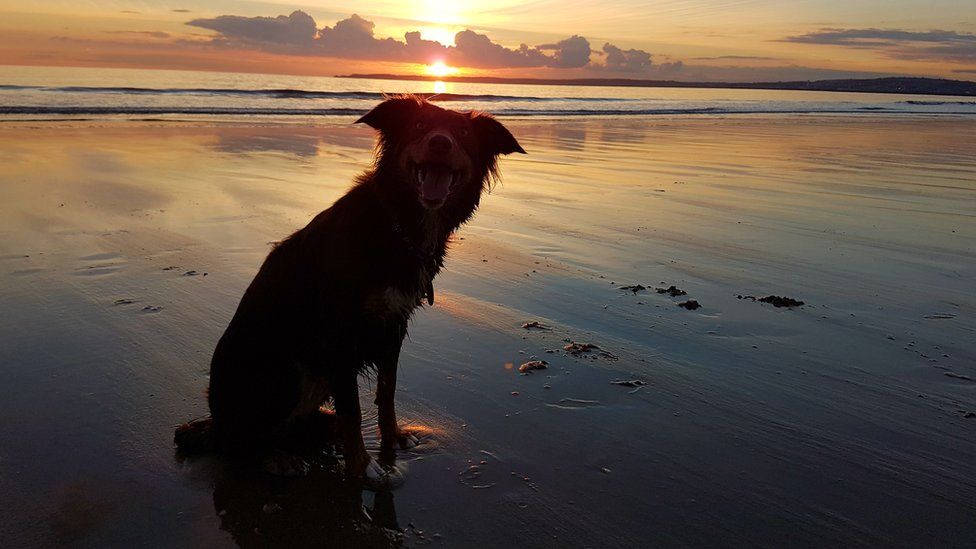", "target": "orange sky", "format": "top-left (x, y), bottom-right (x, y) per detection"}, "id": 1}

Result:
top-left (0, 1), bottom-right (973, 82)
